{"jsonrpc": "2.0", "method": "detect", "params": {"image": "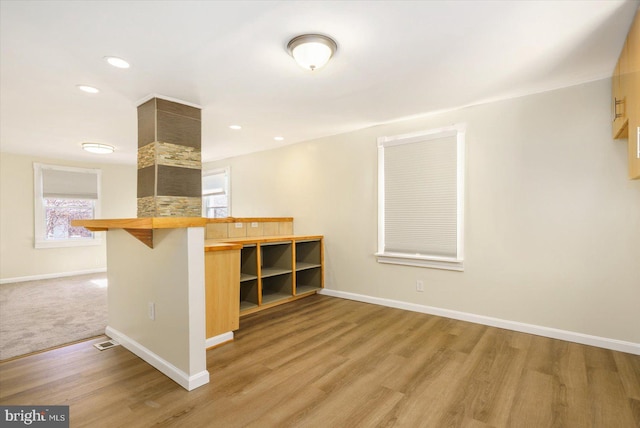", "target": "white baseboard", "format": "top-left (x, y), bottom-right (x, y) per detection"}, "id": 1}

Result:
top-left (0, 268), bottom-right (107, 285)
top-left (319, 289), bottom-right (640, 356)
top-left (206, 332), bottom-right (234, 349)
top-left (105, 326), bottom-right (210, 391)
